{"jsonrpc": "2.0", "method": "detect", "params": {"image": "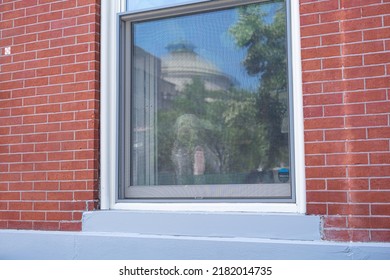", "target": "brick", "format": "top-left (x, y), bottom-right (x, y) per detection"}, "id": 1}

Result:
top-left (305, 142), bottom-right (345, 154)
top-left (34, 201), bottom-right (60, 211)
top-left (62, 82), bottom-right (88, 93)
top-left (324, 216), bottom-right (347, 228)
top-left (50, 18), bottom-right (76, 30)
top-left (371, 231), bottom-right (390, 242)
top-left (364, 27), bottom-right (390, 40)
top-left (0, 211), bottom-right (20, 220)
top-left (7, 221), bottom-right (33, 230)
top-left (305, 117), bottom-right (344, 129)
top-left (49, 54), bottom-right (74, 66)
top-left (63, 6), bottom-right (89, 18)
top-left (300, 0), bottom-right (339, 15)
top-left (305, 155), bottom-right (325, 166)
top-left (74, 190), bottom-right (96, 200)
top-left (370, 153), bottom-right (390, 164)
top-left (348, 166), bottom-right (390, 177)
top-left (21, 211), bottom-right (46, 221)
top-left (323, 229), bottom-right (370, 242)
top-left (48, 132), bottom-right (74, 142)
top-left (75, 170), bottom-right (97, 180)
top-left (301, 37), bottom-right (321, 48)
top-left (364, 52), bottom-right (390, 65)
top-left (15, 0), bottom-right (38, 9)
top-left (304, 106), bottom-right (323, 118)
top-left (38, 29), bottom-right (63, 41)
top-left (348, 217), bottom-right (390, 229)
top-left (343, 17), bottom-right (382, 32)
top-left (340, 0), bottom-right (382, 8)
top-left (25, 58), bottom-right (49, 69)
top-left (3, 9), bottom-right (26, 20)
top-left (2, 26), bottom-right (25, 38)
top-left (61, 121), bottom-right (87, 131)
top-left (33, 221), bottom-right (60, 231)
top-left (33, 181), bottom-right (59, 191)
top-left (9, 163), bottom-right (34, 172)
top-left (47, 212), bottom-right (73, 221)
top-left (21, 192), bottom-right (46, 201)
top-left (26, 40), bottom-right (50, 52)
top-left (22, 172), bottom-right (46, 182)
top-left (9, 202), bottom-right (33, 211)
top-left (342, 41), bottom-right (384, 55)
top-left (307, 190), bottom-right (348, 202)
top-left (324, 104), bottom-right (364, 116)
top-left (347, 140), bottom-right (389, 152)
top-left (345, 115), bottom-right (388, 128)
top-left (321, 8), bottom-right (362, 23)
top-left (62, 63), bottom-right (89, 74)
top-left (62, 101), bottom-right (88, 112)
top-left (24, 77), bottom-right (48, 87)
top-left (60, 181), bottom-right (86, 191)
top-left (301, 22), bottom-right (339, 37)
top-left (362, 4), bottom-right (390, 17)
top-left (0, 192), bottom-right (21, 200)
top-left (323, 79), bottom-right (364, 92)
top-left (370, 178), bottom-right (390, 190)
top-left (49, 74), bottom-right (75, 85)
top-left (368, 127), bottom-right (390, 139)
top-left (60, 201), bottom-right (86, 211)
top-left (13, 34), bottom-right (37, 45)
top-left (47, 191), bottom-right (73, 200)
top-left (47, 172), bottom-right (73, 181)
top-left (327, 179), bottom-right (369, 190)
top-left (344, 90), bottom-right (386, 103)
top-left (327, 153), bottom-right (368, 165)
top-left (26, 22), bottom-right (50, 33)
top-left (63, 25), bottom-right (89, 36)
top-left (306, 167), bottom-right (347, 178)
top-left (36, 66), bottom-right (61, 77)
top-left (301, 46), bottom-right (340, 60)
top-left (304, 93), bottom-right (343, 106)
top-left (344, 65), bottom-right (385, 79)
top-left (302, 69), bottom-right (342, 82)
top-left (366, 101), bottom-right (390, 114)
top-left (371, 204), bottom-right (390, 215)
top-left (306, 203), bottom-right (327, 215)
top-left (22, 153), bottom-right (47, 162)
top-left (60, 222), bottom-right (82, 231)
